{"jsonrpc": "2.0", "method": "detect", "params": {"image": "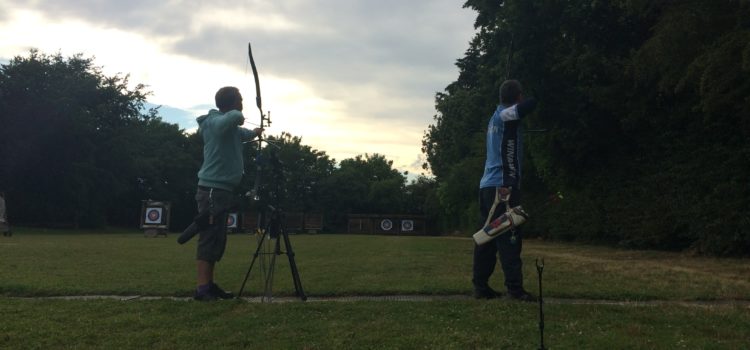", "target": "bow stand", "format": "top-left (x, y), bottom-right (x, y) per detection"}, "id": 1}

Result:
top-left (237, 42), bottom-right (306, 302)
